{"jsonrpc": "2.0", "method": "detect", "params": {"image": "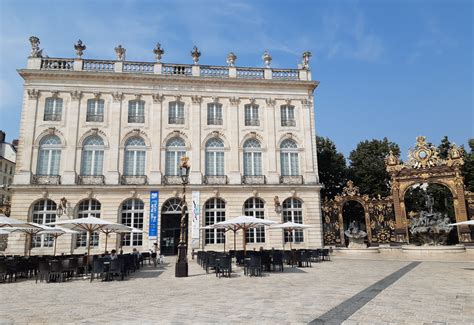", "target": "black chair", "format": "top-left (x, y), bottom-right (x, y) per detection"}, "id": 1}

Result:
top-left (36, 260), bottom-right (50, 283)
top-left (271, 253), bottom-right (284, 272)
top-left (244, 255), bottom-right (262, 277)
top-left (205, 254), bottom-right (217, 274)
top-left (215, 256), bottom-right (232, 278)
top-left (49, 260), bottom-right (64, 283)
top-left (5, 258), bottom-right (18, 282)
top-left (90, 259), bottom-right (105, 282)
top-left (107, 259), bottom-right (123, 281)
top-left (141, 252), bottom-right (150, 265)
top-left (322, 249), bottom-right (331, 261)
top-left (0, 260), bottom-right (7, 282)
top-left (301, 251), bottom-right (312, 267)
